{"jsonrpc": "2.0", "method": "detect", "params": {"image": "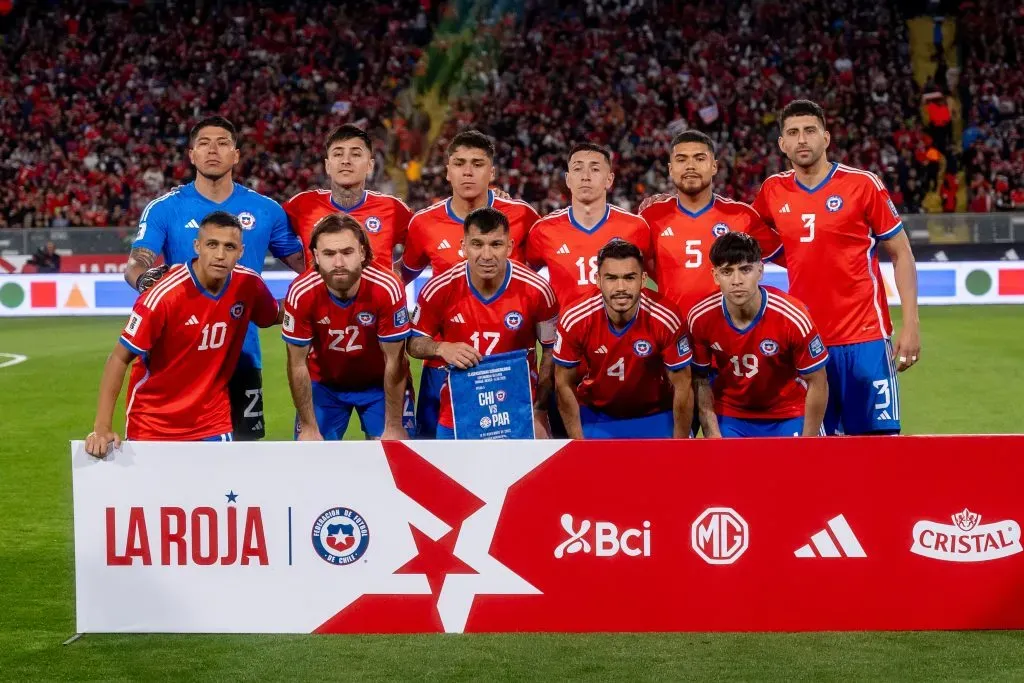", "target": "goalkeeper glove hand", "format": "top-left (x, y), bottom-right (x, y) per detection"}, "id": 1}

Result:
top-left (136, 264), bottom-right (170, 293)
